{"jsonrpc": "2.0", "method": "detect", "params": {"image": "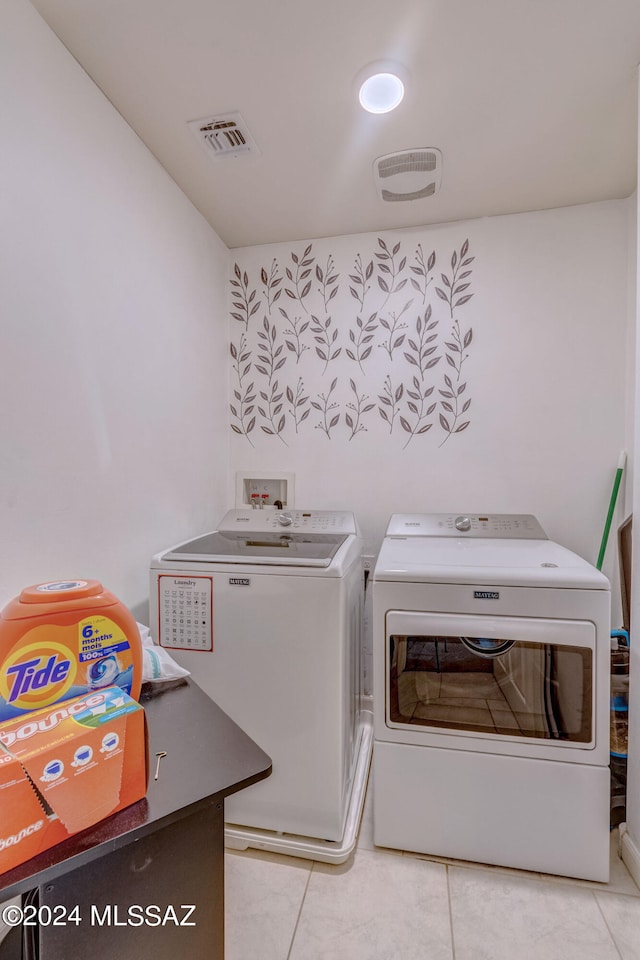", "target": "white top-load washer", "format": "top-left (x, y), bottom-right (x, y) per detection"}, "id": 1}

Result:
top-left (372, 513), bottom-right (611, 881)
top-left (149, 509), bottom-right (373, 863)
